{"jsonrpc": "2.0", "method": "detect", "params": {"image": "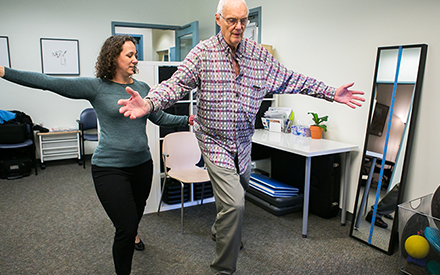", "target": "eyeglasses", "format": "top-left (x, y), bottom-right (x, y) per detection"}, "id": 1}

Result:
top-left (219, 14), bottom-right (250, 27)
